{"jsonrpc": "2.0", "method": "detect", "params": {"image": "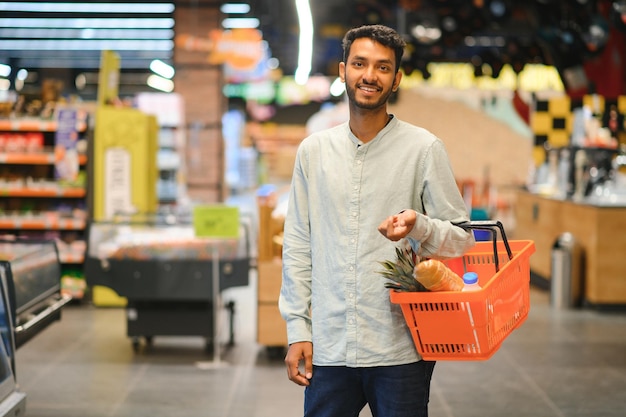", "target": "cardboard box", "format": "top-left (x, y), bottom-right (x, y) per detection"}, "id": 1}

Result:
top-left (257, 303), bottom-right (287, 347)
top-left (257, 258), bottom-right (283, 303)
